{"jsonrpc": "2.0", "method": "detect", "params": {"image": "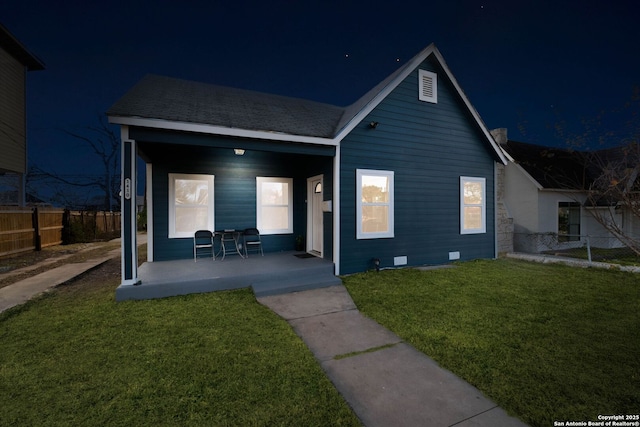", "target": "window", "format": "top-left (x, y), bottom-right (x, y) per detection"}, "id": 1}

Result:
top-left (460, 177), bottom-right (486, 234)
top-left (256, 177), bottom-right (293, 234)
top-left (357, 169), bottom-right (394, 239)
top-left (418, 69), bottom-right (438, 103)
top-left (169, 173), bottom-right (214, 238)
top-left (558, 202), bottom-right (580, 242)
